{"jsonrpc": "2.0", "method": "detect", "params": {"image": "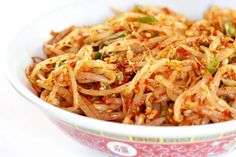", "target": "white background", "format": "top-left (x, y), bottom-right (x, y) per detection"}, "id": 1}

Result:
top-left (0, 0), bottom-right (235, 157)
